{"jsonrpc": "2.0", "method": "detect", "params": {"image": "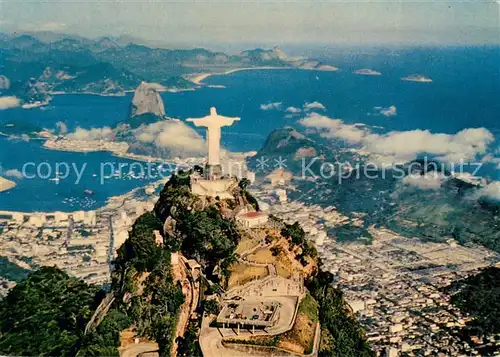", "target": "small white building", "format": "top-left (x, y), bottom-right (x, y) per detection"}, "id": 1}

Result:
top-left (11, 213), bottom-right (24, 224)
top-left (83, 211), bottom-right (97, 226)
top-left (186, 259), bottom-right (202, 278)
top-left (73, 211), bottom-right (85, 222)
top-left (236, 211), bottom-right (268, 228)
top-left (347, 299), bottom-right (365, 313)
top-left (154, 230), bottom-right (163, 246)
top-left (275, 189), bottom-right (287, 203)
top-left (28, 214), bottom-right (45, 227)
top-left (386, 347), bottom-right (399, 357)
top-left (246, 171), bottom-right (256, 184)
top-left (314, 231), bottom-right (327, 246)
top-left (389, 324), bottom-right (403, 334)
top-left (258, 201), bottom-right (270, 211)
